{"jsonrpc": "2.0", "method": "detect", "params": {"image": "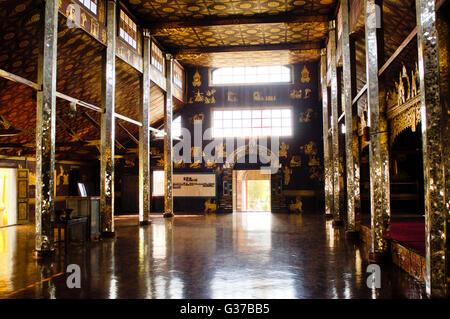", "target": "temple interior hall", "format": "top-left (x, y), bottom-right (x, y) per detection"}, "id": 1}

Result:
top-left (0, 0), bottom-right (448, 299)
